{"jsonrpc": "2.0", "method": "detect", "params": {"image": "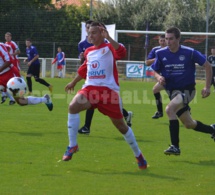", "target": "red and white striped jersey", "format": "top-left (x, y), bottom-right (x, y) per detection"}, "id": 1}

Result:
top-left (0, 42), bottom-right (13, 74)
top-left (5, 41), bottom-right (19, 60)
